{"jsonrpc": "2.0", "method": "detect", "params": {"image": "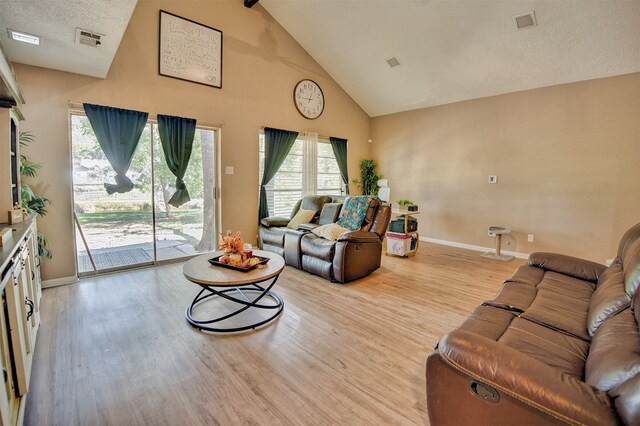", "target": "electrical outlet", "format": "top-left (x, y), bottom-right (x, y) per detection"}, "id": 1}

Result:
top-left (528, 234), bottom-right (534, 243)
top-left (488, 175), bottom-right (498, 184)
